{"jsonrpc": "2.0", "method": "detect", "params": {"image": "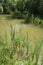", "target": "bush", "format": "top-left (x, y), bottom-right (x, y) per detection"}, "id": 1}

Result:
top-left (34, 17), bottom-right (42, 25)
top-left (22, 11), bottom-right (28, 19)
top-left (25, 12), bottom-right (32, 23)
top-left (12, 10), bottom-right (23, 19)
